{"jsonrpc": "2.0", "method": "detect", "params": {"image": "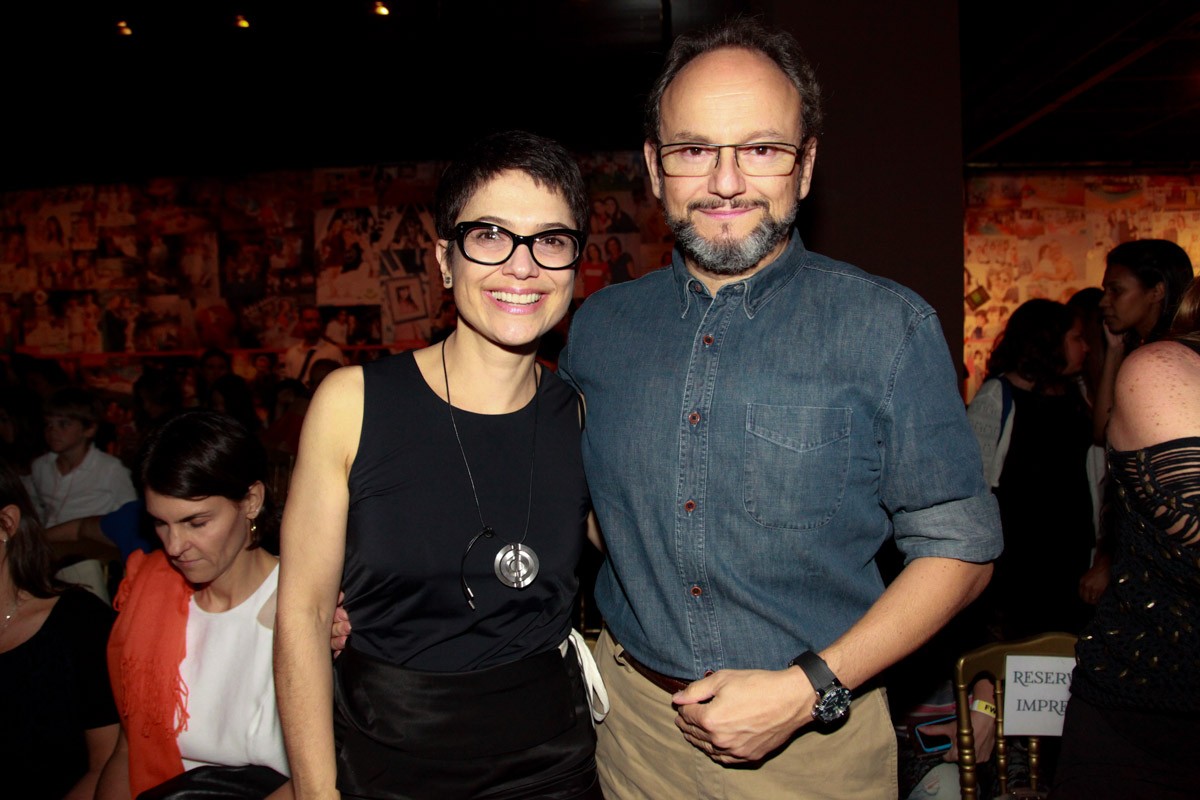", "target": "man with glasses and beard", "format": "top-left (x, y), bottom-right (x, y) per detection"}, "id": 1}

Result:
top-left (559, 18), bottom-right (1002, 799)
